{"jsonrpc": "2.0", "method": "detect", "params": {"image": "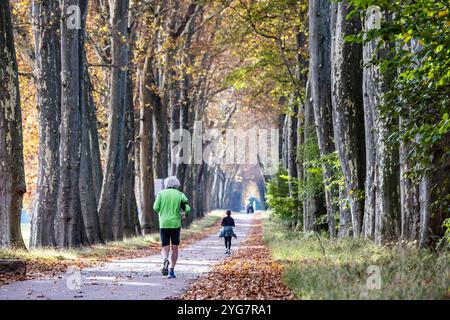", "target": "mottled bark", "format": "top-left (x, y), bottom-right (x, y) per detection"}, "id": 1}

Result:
top-left (86, 72), bottom-right (103, 204)
top-left (57, 0), bottom-right (88, 248)
top-left (0, 0), bottom-right (26, 249)
top-left (138, 55), bottom-right (157, 234)
top-left (153, 87), bottom-right (168, 179)
top-left (78, 0), bottom-right (103, 245)
top-left (303, 81), bottom-right (322, 232)
top-left (176, 12), bottom-right (196, 188)
top-left (287, 96), bottom-right (298, 189)
top-left (362, 11), bottom-right (400, 244)
top-left (418, 176), bottom-right (430, 248)
top-left (30, 0), bottom-right (61, 248)
top-left (309, 0), bottom-right (338, 236)
top-left (177, 64), bottom-right (191, 188)
top-left (97, 0), bottom-right (129, 241)
top-left (399, 134), bottom-right (420, 241)
top-left (120, 68), bottom-right (140, 238)
top-left (279, 114), bottom-right (288, 170)
top-left (338, 185), bottom-right (352, 237)
top-left (331, 0), bottom-right (366, 237)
